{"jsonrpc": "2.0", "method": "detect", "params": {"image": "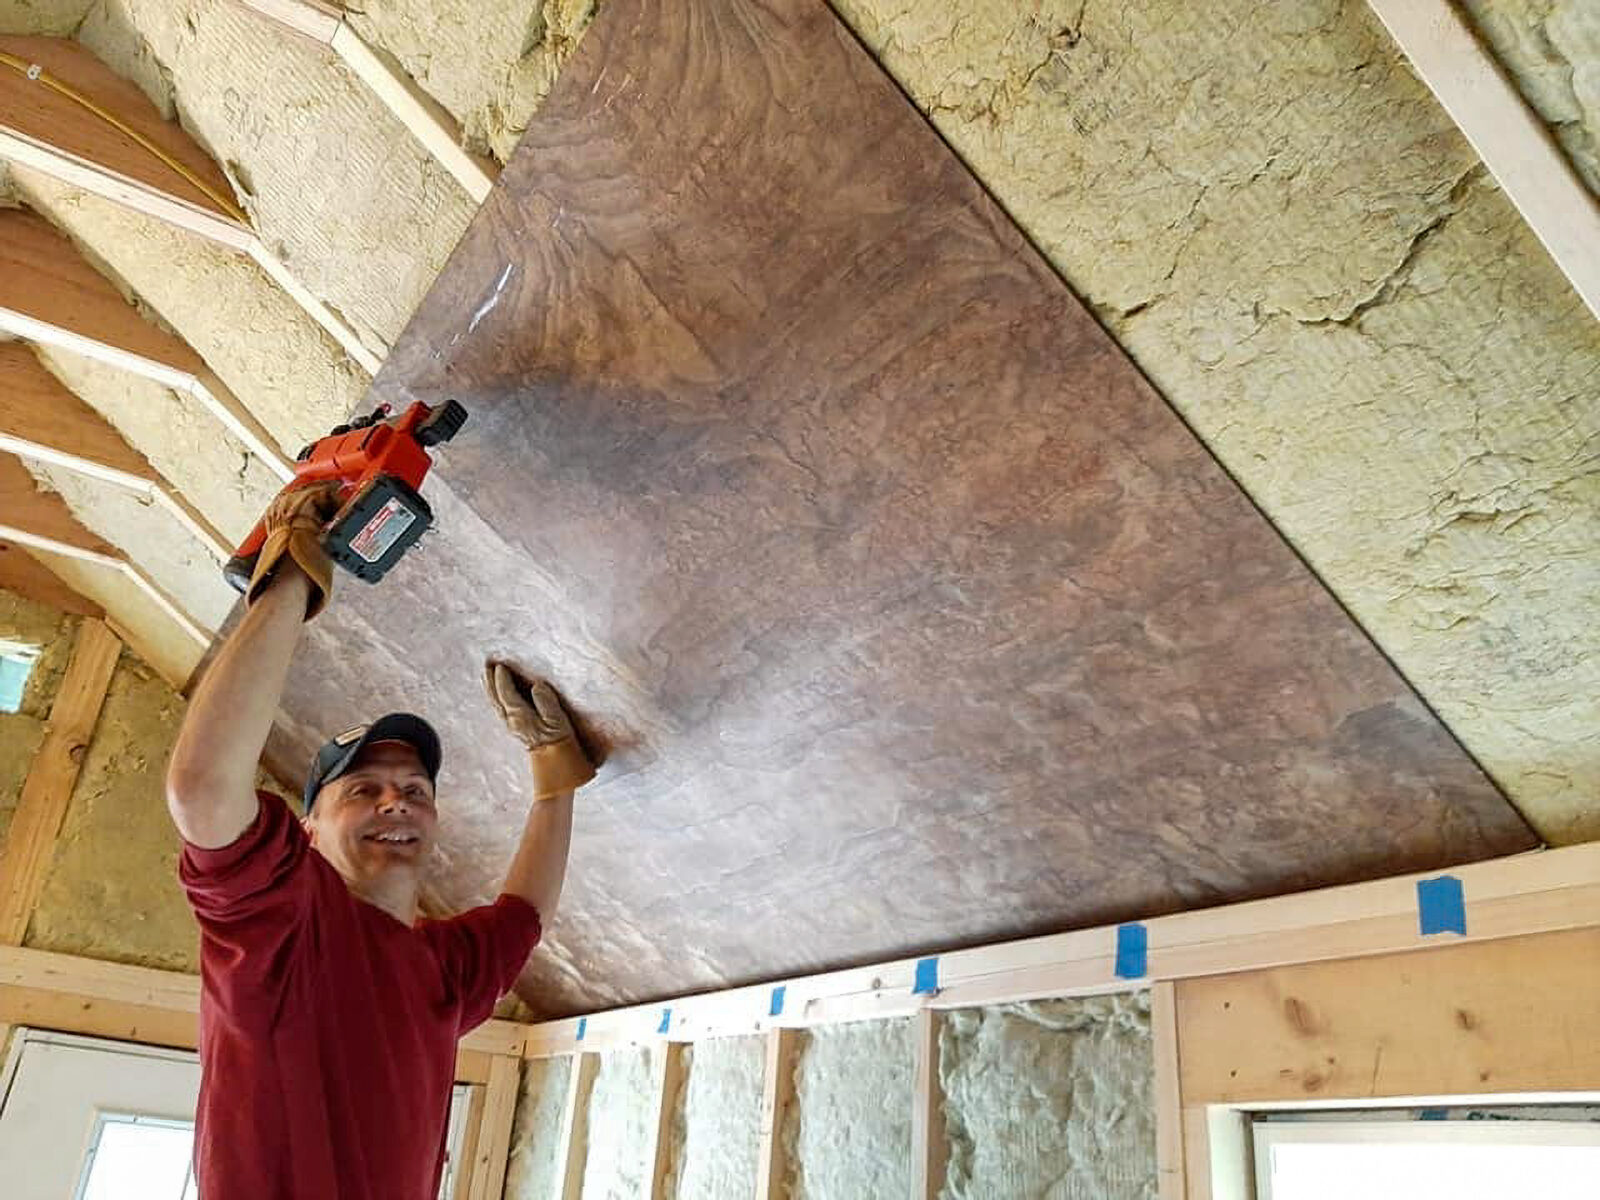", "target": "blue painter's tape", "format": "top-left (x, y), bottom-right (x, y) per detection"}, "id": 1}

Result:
top-left (1115, 923), bottom-right (1148, 979)
top-left (1417, 876), bottom-right (1467, 936)
top-left (575, 1017), bottom-right (587, 1042)
top-left (769, 986), bottom-right (787, 1017)
top-left (657, 1008), bottom-right (673, 1034)
top-left (913, 957), bottom-right (940, 995)
top-left (1419, 1108), bottom-right (1448, 1121)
